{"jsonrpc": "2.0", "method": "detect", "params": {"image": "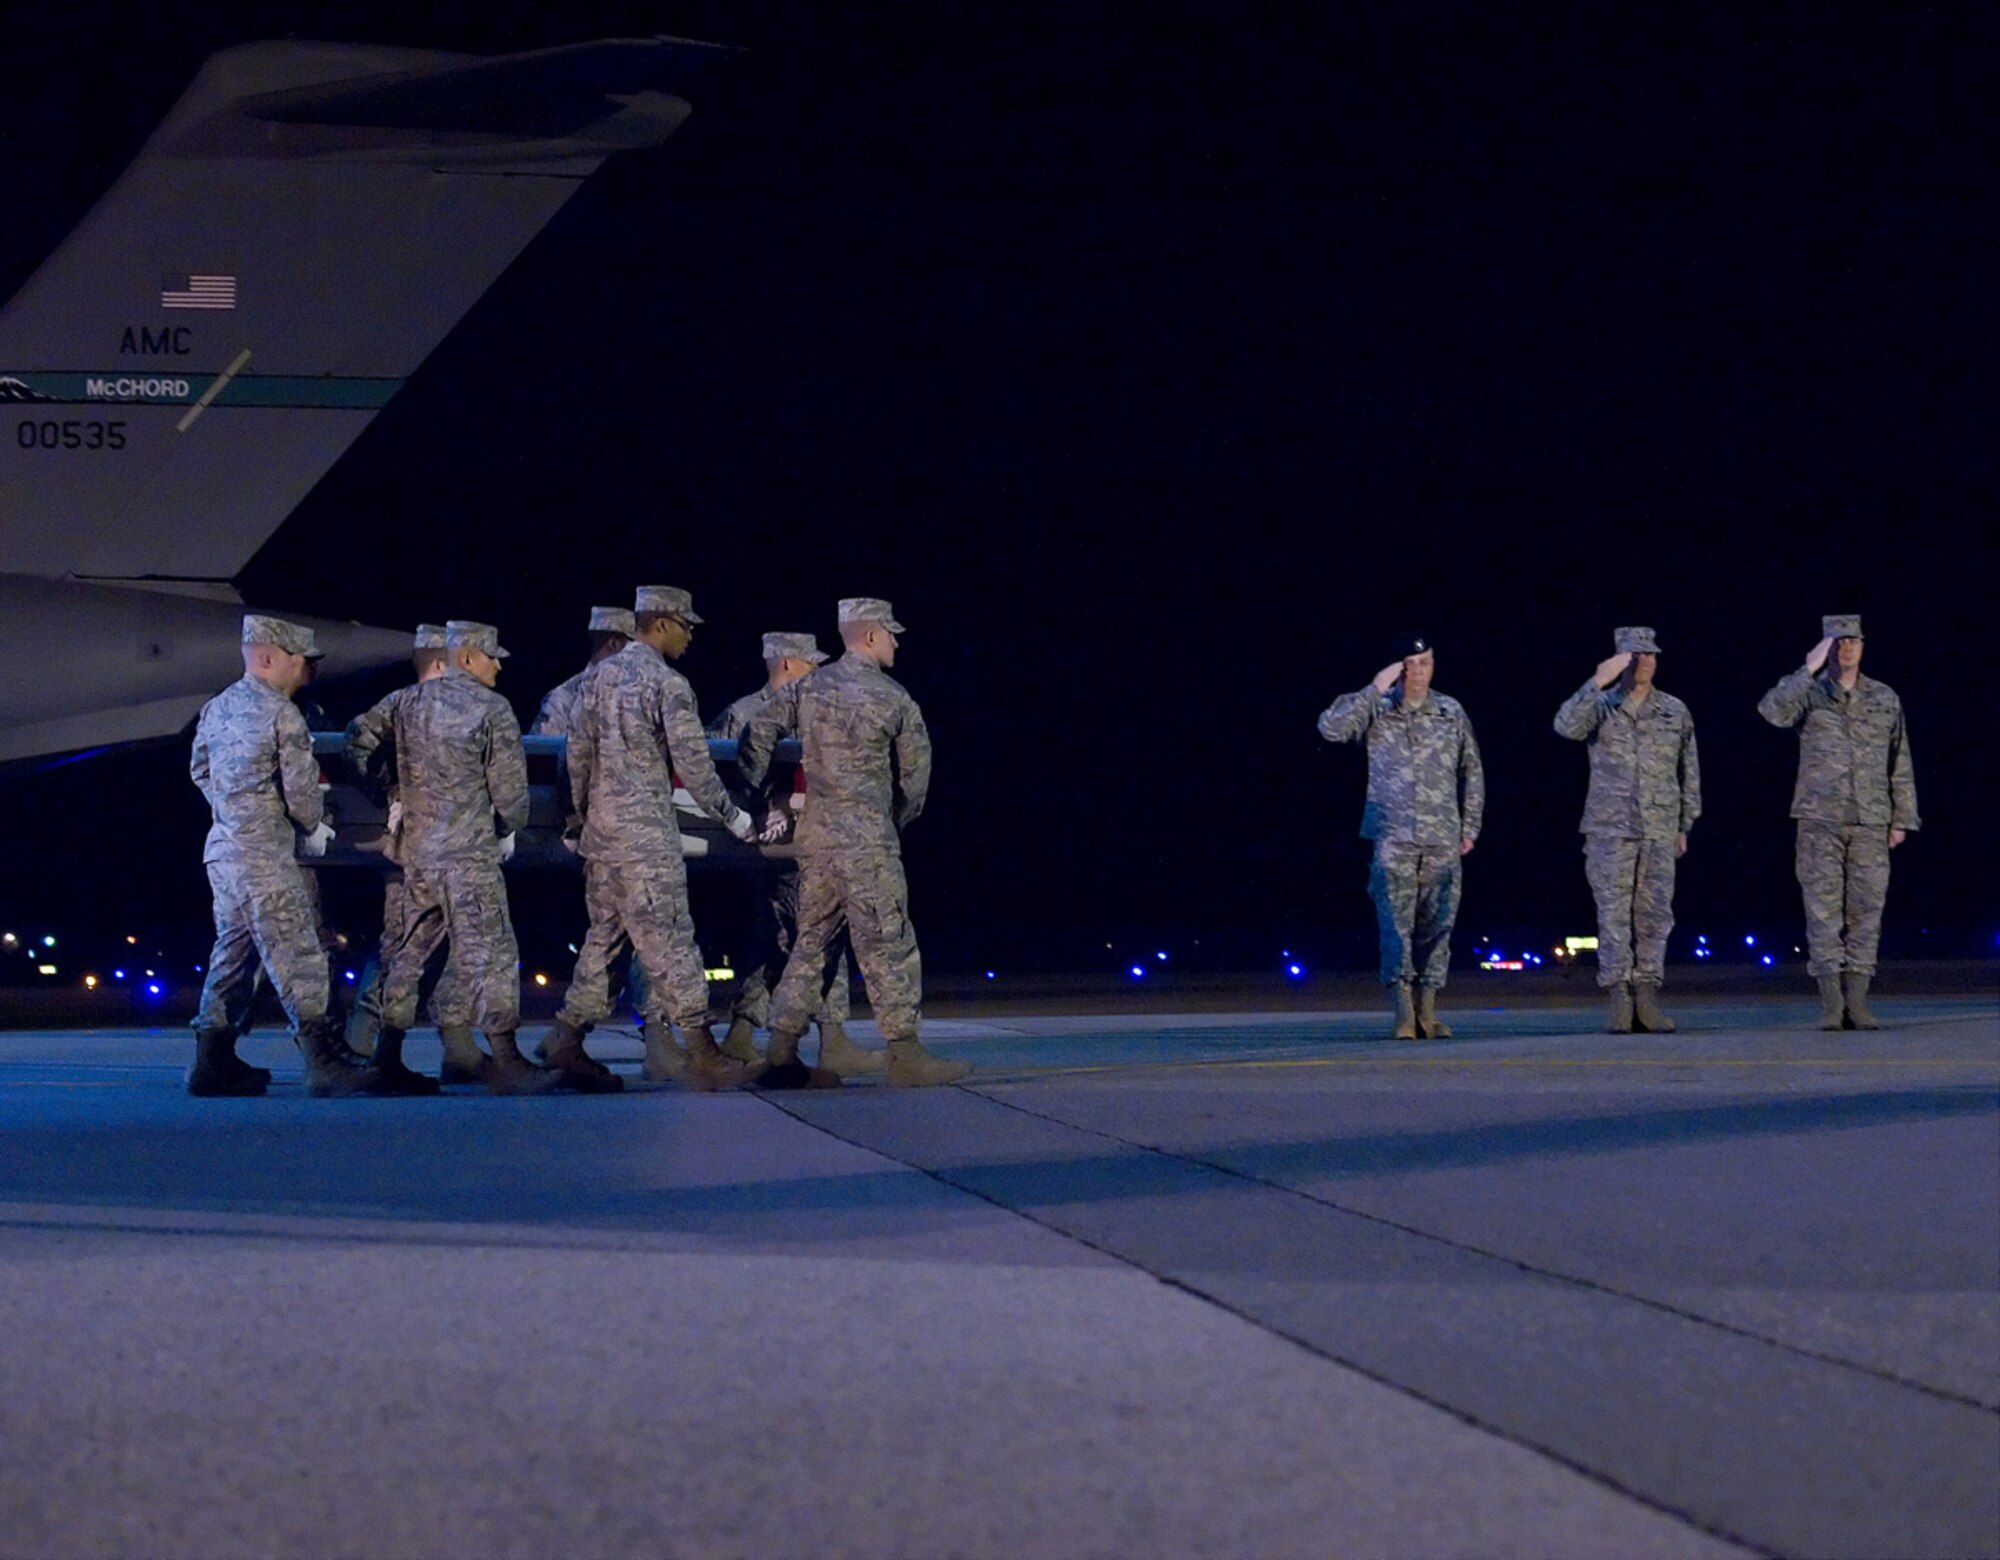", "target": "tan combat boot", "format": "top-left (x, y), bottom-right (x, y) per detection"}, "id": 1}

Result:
top-left (296, 1016), bottom-right (383, 1098)
top-left (642, 1026), bottom-right (689, 1083)
top-left (186, 1026), bottom-right (267, 1097)
top-left (437, 1024), bottom-right (492, 1086)
top-left (887, 1037), bottom-right (971, 1088)
top-left (818, 1020), bottom-right (887, 1076)
top-left (1844, 974), bottom-right (1881, 1031)
top-left (1606, 983), bottom-right (1634, 1034)
top-left (486, 1031), bottom-right (565, 1095)
top-left (369, 1026), bottom-right (441, 1096)
top-left (539, 1018), bottom-right (624, 1092)
top-left (1631, 983), bottom-right (1676, 1034)
top-left (719, 1017), bottom-right (763, 1065)
top-left (683, 1027), bottom-right (754, 1092)
top-left (1815, 975), bottom-right (1846, 1030)
top-left (1416, 987), bottom-right (1452, 1039)
top-left (1391, 982), bottom-right (1418, 1040)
